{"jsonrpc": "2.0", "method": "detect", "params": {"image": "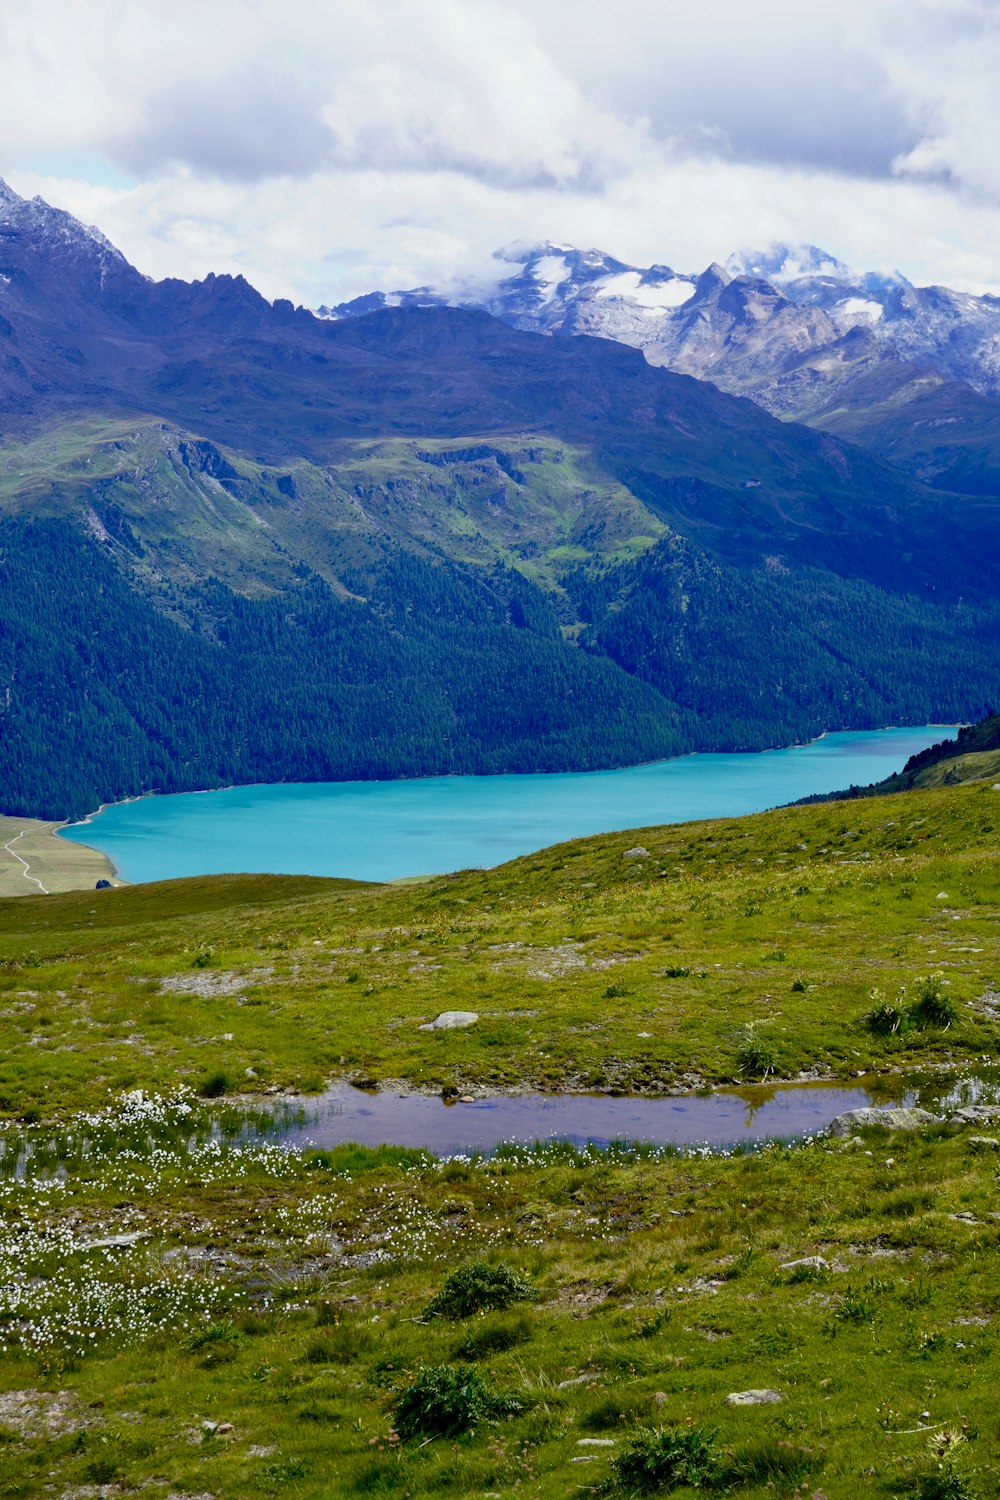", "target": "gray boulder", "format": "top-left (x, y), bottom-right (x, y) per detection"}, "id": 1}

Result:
top-left (418, 1011), bottom-right (479, 1031)
top-left (725, 1389), bottom-right (783, 1407)
top-left (827, 1107), bottom-right (939, 1137)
